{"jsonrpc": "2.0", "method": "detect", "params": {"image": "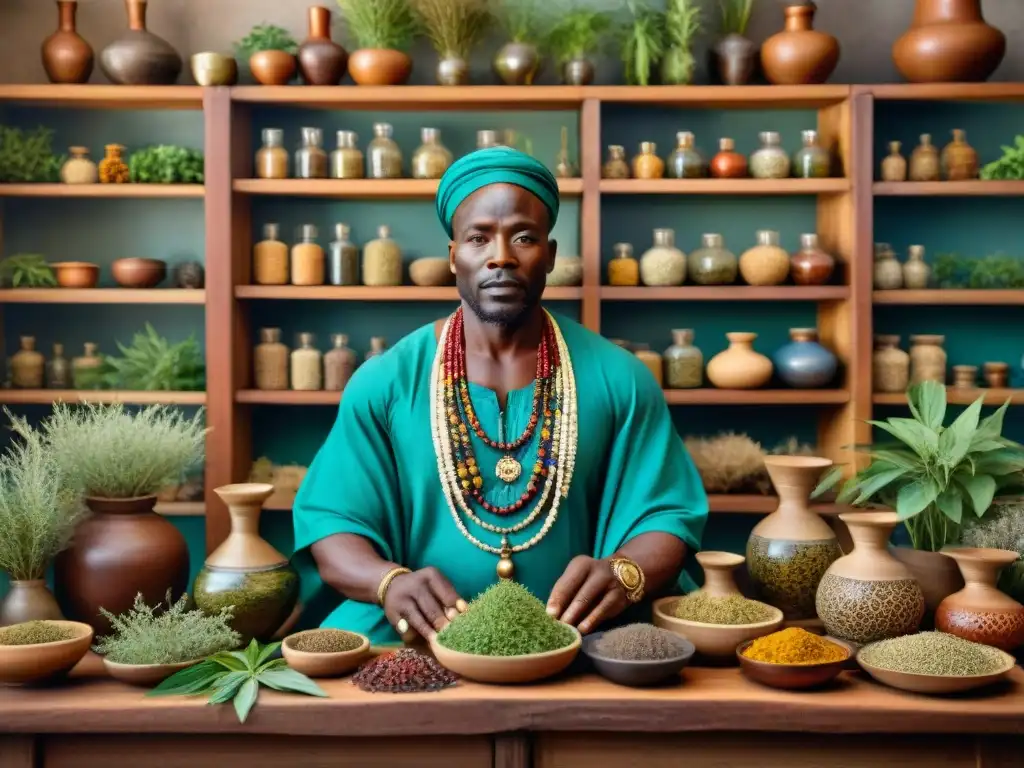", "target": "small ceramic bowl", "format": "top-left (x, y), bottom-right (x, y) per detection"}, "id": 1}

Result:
top-left (51, 261), bottom-right (100, 288)
top-left (547, 255), bottom-right (583, 287)
top-left (652, 596), bottom-right (783, 660)
top-left (0, 620), bottom-right (93, 685)
top-left (856, 647), bottom-right (1016, 695)
top-left (191, 52), bottom-right (239, 86)
top-left (111, 257), bottom-right (167, 288)
top-left (736, 637), bottom-right (852, 690)
top-left (282, 629), bottom-right (371, 678)
top-left (582, 631), bottom-right (695, 687)
top-left (430, 627), bottom-right (581, 684)
top-left (409, 257), bottom-right (453, 287)
top-left (103, 658), bottom-right (199, 687)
